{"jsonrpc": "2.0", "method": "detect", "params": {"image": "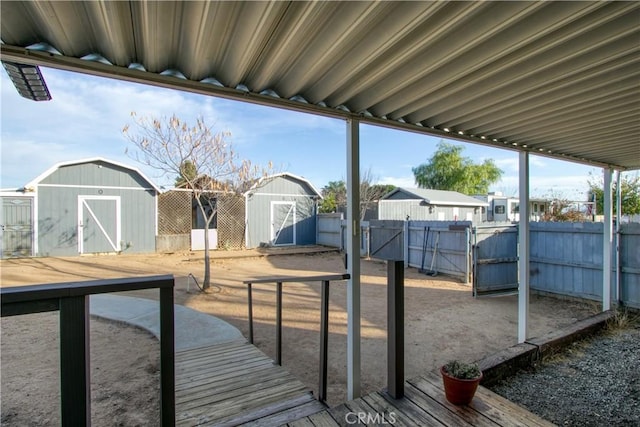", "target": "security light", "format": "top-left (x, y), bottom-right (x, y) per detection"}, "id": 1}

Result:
top-left (2, 61), bottom-right (52, 101)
